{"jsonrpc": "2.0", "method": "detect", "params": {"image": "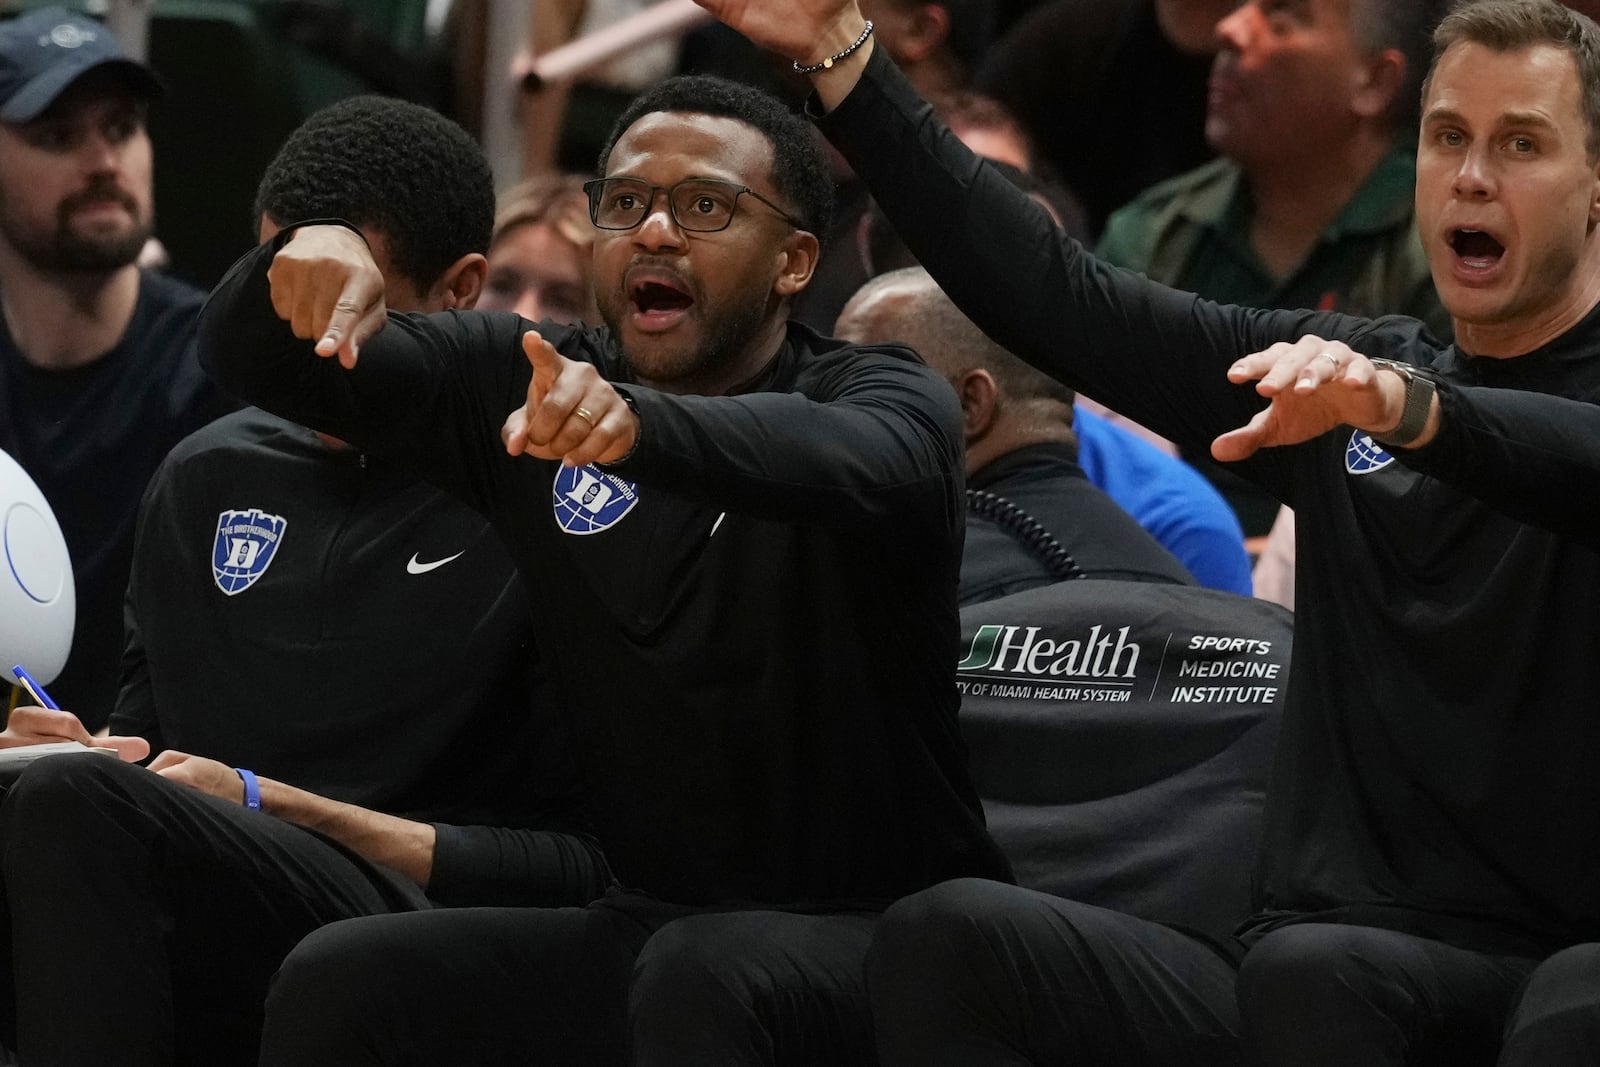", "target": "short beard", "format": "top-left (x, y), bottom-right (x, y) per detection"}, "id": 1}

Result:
top-left (607, 289), bottom-right (775, 392)
top-left (684, 295), bottom-right (771, 387)
top-left (0, 182), bottom-right (151, 274)
top-left (32, 224), bottom-right (150, 272)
